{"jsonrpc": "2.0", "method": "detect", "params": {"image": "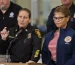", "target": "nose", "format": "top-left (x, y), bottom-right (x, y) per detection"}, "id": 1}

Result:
top-left (21, 17), bottom-right (24, 22)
